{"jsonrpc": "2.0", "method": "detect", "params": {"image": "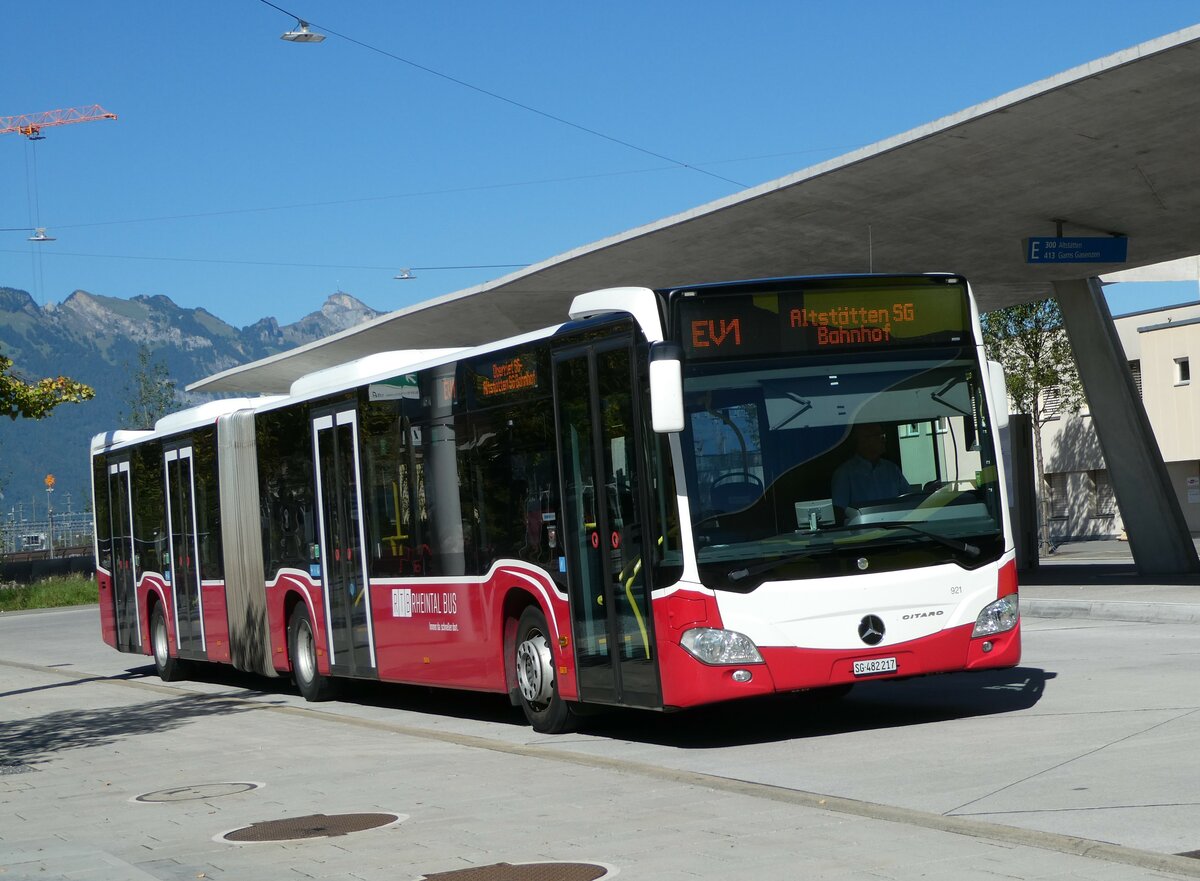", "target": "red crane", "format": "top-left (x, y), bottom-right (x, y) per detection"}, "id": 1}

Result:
top-left (0, 104), bottom-right (117, 139)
